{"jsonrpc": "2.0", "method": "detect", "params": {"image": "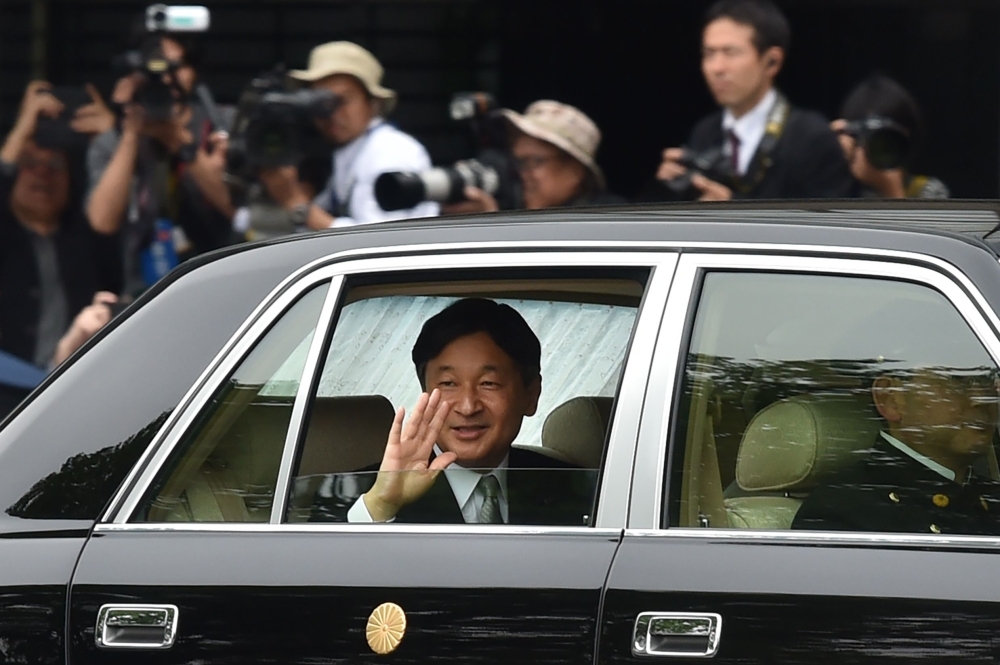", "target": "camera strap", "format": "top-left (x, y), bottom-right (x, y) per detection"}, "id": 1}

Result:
top-left (732, 91), bottom-right (790, 195)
